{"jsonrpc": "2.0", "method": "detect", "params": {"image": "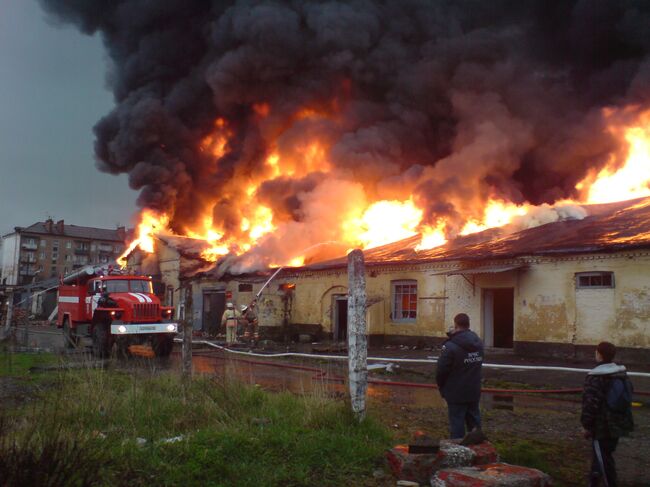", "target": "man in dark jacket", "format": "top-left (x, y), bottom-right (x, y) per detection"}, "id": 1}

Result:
top-left (436, 313), bottom-right (484, 439)
top-left (581, 341), bottom-right (634, 487)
